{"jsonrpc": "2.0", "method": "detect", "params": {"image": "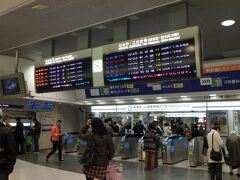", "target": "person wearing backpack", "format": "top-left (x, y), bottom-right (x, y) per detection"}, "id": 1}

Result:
top-left (143, 122), bottom-right (160, 170)
top-left (79, 118), bottom-right (115, 180)
top-left (207, 122), bottom-right (225, 180)
top-left (0, 114), bottom-right (17, 180)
